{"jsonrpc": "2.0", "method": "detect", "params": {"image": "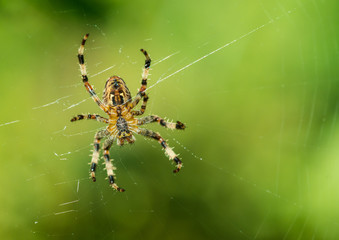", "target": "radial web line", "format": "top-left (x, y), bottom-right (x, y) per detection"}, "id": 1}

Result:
top-left (148, 20), bottom-right (274, 90)
top-left (0, 120), bottom-right (20, 127)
